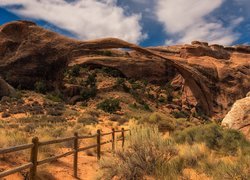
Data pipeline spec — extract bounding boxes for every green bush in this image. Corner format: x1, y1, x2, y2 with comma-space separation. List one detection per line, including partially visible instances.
46, 91, 64, 102
102, 50, 112, 56
69, 65, 80, 77
97, 98, 121, 113
171, 111, 189, 119
174, 124, 250, 155
34, 81, 47, 94
80, 86, 97, 101
86, 73, 97, 87
115, 78, 125, 87
140, 113, 176, 132
102, 67, 123, 77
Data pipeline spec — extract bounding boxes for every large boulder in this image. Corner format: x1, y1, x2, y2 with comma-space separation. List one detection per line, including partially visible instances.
222, 92, 250, 139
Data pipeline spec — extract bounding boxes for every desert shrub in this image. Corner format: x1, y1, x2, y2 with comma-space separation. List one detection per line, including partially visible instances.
220, 129, 250, 155
1, 111, 10, 118
115, 78, 125, 87
99, 126, 178, 179
140, 113, 176, 132
85, 109, 100, 117
46, 108, 63, 116
80, 86, 97, 101
131, 82, 142, 90
128, 103, 139, 110
141, 102, 151, 111
102, 50, 112, 56
156, 143, 209, 178
201, 156, 250, 179
109, 115, 127, 125
174, 124, 250, 155
79, 73, 97, 101
97, 98, 121, 113
86, 73, 97, 87
171, 111, 189, 118
19, 116, 66, 124
23, 124, 37, 133
102, 67, 123, 77
68, 65, 80, 77
77, 114, 98, 125
46, 91, 64, 102
34, 81, 47, 94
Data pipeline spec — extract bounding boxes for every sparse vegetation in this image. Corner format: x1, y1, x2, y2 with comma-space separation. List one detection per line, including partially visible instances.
174, 123, 250, 155
100, 125, 250, 179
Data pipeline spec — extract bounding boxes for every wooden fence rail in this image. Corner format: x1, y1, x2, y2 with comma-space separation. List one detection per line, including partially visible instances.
0, 128, 130, 179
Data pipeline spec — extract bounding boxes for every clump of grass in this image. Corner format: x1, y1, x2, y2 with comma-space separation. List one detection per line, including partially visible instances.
99, 125, 178, 179
0, 129, 28, 148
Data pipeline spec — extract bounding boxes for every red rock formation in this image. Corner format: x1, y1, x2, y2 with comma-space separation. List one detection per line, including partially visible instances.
0, 21, 249, 118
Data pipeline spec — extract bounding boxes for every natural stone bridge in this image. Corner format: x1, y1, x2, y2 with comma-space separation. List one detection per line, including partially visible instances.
0, 21, 249, 117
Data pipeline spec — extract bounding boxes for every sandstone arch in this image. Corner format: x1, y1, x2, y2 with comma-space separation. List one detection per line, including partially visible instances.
73, 38, 213, 116
1, 21, 249, 117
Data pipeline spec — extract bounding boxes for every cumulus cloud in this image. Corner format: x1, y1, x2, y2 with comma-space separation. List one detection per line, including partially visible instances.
0, 0, 146, 43
156, 0, 243, 45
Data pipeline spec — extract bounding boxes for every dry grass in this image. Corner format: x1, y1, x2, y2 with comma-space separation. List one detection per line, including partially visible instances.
99, 125, 178, 179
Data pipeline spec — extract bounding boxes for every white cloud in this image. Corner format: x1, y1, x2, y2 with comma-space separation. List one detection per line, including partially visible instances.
156, 0, 243, 45
0, 0, 146, 43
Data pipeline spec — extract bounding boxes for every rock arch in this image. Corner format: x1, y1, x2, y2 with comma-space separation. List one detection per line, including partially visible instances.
74, 38, 213, 116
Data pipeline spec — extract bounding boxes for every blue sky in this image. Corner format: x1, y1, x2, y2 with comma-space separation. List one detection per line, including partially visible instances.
0, 0, 249, 47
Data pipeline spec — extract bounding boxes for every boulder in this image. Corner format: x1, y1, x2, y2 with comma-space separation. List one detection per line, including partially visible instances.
222, 92, 250, 139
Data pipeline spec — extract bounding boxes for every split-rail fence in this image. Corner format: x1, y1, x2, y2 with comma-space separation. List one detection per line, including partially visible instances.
0, 128, 130, 179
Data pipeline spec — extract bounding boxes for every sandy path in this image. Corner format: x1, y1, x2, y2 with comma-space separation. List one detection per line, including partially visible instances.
44, 153, 100, 180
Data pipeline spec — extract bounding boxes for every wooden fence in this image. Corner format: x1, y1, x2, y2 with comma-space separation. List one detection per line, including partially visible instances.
0, 128, 130, 179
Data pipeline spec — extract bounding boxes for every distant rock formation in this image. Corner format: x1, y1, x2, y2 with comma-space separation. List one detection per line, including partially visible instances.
0, 20, 249, 117
222, 92, 250, 139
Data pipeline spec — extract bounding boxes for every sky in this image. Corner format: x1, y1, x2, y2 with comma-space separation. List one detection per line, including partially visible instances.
0, 0, 249, 47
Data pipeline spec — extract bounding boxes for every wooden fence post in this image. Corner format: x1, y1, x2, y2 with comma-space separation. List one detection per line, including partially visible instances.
97, 129, 101, 160
73, 132, 78, 178
112, 128, 115, 151
30, 137, 39, 180
121, 128, 125, 148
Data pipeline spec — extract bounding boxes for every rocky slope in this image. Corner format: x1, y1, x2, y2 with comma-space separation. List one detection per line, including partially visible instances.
0, 20, 250, 118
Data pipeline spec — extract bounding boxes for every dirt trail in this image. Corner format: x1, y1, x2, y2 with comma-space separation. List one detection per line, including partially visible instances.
45, 153, 100, 180
1, 153, 100, 180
